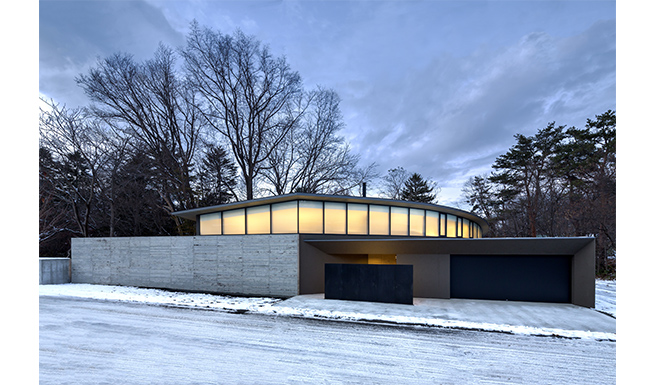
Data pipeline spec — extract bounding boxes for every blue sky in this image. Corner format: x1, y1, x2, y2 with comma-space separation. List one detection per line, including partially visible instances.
39, 0, 616, 206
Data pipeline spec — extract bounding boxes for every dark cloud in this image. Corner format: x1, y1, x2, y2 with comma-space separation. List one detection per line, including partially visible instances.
343, 19, 615, 204
38, 0, 615, 205
40, 0, 184, 107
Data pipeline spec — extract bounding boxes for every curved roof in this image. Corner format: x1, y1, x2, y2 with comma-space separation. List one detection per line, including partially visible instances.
172, 193, 490, 235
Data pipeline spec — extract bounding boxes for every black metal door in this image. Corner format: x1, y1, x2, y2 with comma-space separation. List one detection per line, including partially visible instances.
450, 255, 572, 303
325, 264, 413, 305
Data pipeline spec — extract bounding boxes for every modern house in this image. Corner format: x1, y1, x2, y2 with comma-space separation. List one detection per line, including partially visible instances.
71, 193, 596, 307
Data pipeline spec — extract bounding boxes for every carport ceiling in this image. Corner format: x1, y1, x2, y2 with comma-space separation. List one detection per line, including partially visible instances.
303, 237, 595, 256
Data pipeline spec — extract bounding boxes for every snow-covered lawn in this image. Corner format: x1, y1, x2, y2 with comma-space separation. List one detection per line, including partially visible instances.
39, 279, 616, 340
39, 283, 282, 312
595, 279, 616, 317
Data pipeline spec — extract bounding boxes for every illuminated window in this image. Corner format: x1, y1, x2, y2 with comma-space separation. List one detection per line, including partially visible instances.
223, 208, 246, 235
409, 209, 425, 236
446, 214, 457, 238
194, 198, 485, 239
199, 212, 221, 235
390, 207, 408, 236
271, 201, 297, 234
426, 211, 439, 237
347, 203, 368, 235
369, 205, 390, 235
325, 202, 346, 234
439, 213, 447, 237
299, 200, 323, 233
246, 205, 270, 234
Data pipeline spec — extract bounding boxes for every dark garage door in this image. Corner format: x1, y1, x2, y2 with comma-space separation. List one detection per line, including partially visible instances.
450, 255, 572, 303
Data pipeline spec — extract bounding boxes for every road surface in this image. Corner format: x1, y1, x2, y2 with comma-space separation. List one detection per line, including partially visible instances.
39, 296, 615, 384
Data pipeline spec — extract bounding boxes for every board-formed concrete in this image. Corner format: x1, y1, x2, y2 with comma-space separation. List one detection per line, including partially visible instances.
71, 235, 300, 297
39, 258, 71, 284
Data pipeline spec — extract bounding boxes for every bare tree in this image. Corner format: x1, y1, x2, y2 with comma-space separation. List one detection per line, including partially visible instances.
326, 161, 379, 197
381, 166, 410, 200
94, 125, 132, 237
182, 22, 305, 200
76, 44, 203, 234
261, 87, 367, 195
39, 99, 105, 238
39, 147, 73, 250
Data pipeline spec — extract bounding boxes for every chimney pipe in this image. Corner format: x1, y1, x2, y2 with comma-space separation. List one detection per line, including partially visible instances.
363, 182, 367, 197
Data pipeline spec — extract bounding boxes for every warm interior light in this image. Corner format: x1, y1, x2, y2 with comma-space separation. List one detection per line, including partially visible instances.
390, 206, 408, 236
426, 211, 439, 237
199, 212, 221, 235
196, 199, 483, 239
247, 205, 270, 234
347, 203, 368, 234
368, 254, 396, 264
446, 214, 457, 237
299, 201, 323, 233
409, 208, 425, 236
223, 208, 246, 235
368, 205, 389, 235
439, 213, 447, 236
324, 202, 346, 234
272, 201, 297, 234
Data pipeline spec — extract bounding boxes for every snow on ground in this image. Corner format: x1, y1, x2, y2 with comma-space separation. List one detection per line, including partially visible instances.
39, 279, 616, 340
38, 283, 281, 312
40, 296, 617, 385
595, 279, 616, 317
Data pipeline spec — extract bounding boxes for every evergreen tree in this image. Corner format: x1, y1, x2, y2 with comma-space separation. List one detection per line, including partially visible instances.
400, 173, 436, 203
462, 110, 616, 277
196, 144, 238, 206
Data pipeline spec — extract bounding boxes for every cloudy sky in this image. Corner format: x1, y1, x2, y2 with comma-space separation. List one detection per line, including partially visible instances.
39, 0, 616, 207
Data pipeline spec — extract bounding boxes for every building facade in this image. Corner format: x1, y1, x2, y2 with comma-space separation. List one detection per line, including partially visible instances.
71, 193, 596, 307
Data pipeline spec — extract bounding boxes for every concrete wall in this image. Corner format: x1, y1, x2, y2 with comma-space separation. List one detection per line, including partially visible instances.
71, 235, 300, 297
396, 254, 450, 299
39, 258, 71, 284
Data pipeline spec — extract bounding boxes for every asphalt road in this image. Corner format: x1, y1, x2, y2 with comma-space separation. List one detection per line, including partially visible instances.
39, 296, 615, 384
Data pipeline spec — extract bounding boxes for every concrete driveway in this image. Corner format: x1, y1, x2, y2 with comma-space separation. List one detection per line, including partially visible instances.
274, 294, 616, 339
